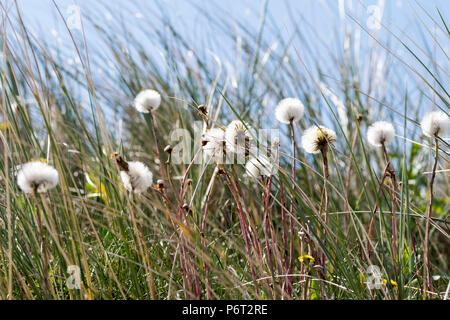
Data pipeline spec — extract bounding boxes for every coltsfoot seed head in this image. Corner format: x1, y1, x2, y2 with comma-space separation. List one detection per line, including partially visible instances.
120, 161, 153, 193
367, 121, 396, 147
134, 89, 161, 113
17, 161, 59, 193
225, 120, 253, 154
421, 111, 449, 137
202, 128, 226, 162
275, 98, 305, 124
301, 125, 336, 154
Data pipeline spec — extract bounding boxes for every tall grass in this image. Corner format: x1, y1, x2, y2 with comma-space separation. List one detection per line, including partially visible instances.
0, 0, 448, 299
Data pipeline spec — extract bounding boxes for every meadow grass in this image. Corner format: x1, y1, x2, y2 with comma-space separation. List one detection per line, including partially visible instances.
0, 1, 448, 299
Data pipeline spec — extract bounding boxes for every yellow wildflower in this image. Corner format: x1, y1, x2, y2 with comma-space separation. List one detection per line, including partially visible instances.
0, 122, 8, 130
383, 279, 398, 290
298, 255, 315, 263
31, 158, 48, 163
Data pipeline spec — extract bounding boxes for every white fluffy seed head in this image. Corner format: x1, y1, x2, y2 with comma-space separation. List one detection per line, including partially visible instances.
301, 125, 337, 154
367, 121, 396, 147
245, 156, 274, 179
275, 98, 305, 124
120, 161, 153, 193
17, 161, 59, 193
421, 111, 449, 137
202, 128, 226, 161
134, 89, 161, 113
225, 120, 254, 154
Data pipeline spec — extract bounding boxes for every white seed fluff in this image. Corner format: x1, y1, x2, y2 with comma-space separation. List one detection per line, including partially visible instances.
275, 98, 305, 124
245, 156, 274, 178
120, 161, 153, 193
225, 120, 253, 154
134, 89, 161, 113
421, 111, 449, 137
301, 125, 337, 154
367, 121, 396, 147
17, 161, 59, 193
202, 128, 225, 161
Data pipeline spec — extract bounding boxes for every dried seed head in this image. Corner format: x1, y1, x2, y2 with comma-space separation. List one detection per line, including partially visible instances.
367, 121, 396, 147
119, 161, 153, 193
198, 105, 207, 115
17, 161, 59, 193
275, 98, 305, 124
134, 89, 161, 113
301, 125, 336, 154
202, 128, 226, 162
164, 145, 173, 154
156, 179, 165, 190
421, 111, 449, 137
225, 120, 254, 154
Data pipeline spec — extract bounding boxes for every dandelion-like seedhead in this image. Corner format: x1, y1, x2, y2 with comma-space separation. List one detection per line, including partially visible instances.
367, 121, 396, 147
421, 111, 449, 138
120, 161, 153, 193
225, 120, 254, 154
275, 98, 305, 124
202, 128, 226, 161
301, 125, 336, 154
245, 156, 274, 179
134, 89, 161, 113
17, 161, 59, 193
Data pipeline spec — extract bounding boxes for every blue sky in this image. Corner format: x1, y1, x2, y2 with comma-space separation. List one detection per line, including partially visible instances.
3, 0, 448, 147
14, 0, 449, 41
7, 0, 449, 124
13, 0, 449, 72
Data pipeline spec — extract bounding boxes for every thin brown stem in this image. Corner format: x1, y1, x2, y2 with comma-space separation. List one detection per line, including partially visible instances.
319, 146, 329, 282
201, 168, 218, 300
34, 192, 50, 299
382, 143, 399, 263
147, 110, 166, 182
367, 161, 390, 254
221, 169, 259, 295
424, 137, 438, 298
262, 176, 276, 298
287, 121, 296, 296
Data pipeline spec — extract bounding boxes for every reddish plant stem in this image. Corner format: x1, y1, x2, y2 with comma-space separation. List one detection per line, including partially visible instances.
265, 176, 283, 279
423, 137, 438, 297
147, 110, 167, 182
34, 194, 50, 299
318, 146, 329, 280
381, 143, 399, 263
287, 121, 296, 296
279, 179, 289, 297
367, 161, 390, 258
201, 169, 218, 300
230, 167, 263, 261
222, 170, 259, 295
175, 150, 201, 299
262, 176, 275, 298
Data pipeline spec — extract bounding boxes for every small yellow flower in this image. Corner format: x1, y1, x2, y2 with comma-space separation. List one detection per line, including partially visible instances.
298, 255, 315, 263
95, 183, 108, 199
0, 122, 9, 130
30, 158, 48, 163
383, 279, 398, 290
